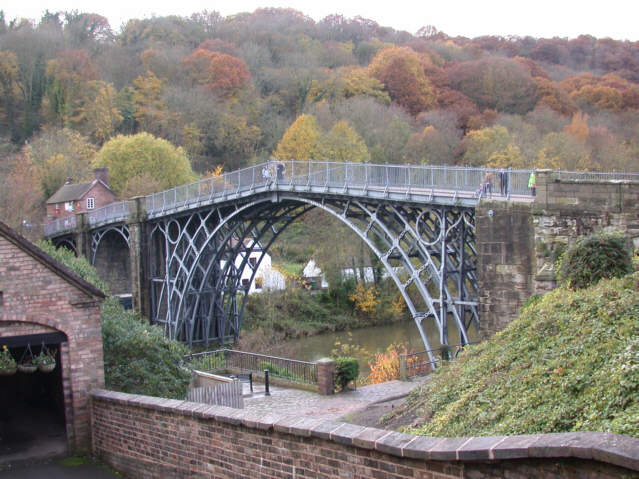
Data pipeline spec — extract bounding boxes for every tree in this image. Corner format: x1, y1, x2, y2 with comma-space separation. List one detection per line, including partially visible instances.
182, 48, 251, 97
27, 127, 96, 198
320, 120, 370, 163
0, 149, 43, 240
83, 81, 122, 144
340, 68, 390, 104
563, 112, 590, 141
132, 70, 175, 138
93, 132, 196, 195
368, 46, 435, 115
461, 125, 514, 167
274, 114, 321, 161
447, 57, 539, 114
0, 51, 21, 141
536, 132, 593, 170
43, 49, 97, 127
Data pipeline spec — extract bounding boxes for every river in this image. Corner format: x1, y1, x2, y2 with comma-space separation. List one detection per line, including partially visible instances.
279, 319, 479, 375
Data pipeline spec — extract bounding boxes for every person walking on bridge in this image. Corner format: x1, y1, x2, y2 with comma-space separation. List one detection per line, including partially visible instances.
499, 168, 509, 196
528, 170, 536, 196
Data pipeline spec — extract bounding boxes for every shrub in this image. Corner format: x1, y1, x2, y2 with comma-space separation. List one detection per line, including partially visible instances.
101, 297, 191, 399
367, 344, 404, 384
389, 272, 639, 438
334, 356, 359, 391
556, 232, 633, 289
37, 240, 109, 292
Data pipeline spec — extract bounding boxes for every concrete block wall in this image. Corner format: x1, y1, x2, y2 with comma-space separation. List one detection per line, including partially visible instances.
90, 390, 639, 479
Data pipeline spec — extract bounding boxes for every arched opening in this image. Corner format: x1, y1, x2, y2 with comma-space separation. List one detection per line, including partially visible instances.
0, 331, 67, 464
52, 237, 77, 256
92, 228, 131, 296
152, 195, 479, 360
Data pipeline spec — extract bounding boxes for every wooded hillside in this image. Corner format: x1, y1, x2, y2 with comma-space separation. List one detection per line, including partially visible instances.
2, 8, 639, 233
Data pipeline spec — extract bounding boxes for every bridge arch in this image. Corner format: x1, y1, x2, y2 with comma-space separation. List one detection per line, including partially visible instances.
149, 194, 478, 361
91, 224, 131, 296
52, 236, 78, 256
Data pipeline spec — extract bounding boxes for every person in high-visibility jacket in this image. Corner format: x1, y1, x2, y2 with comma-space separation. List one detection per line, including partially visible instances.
528, 171, 536, 196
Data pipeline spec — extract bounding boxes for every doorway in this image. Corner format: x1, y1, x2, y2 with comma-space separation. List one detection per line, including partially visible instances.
0, 333, 67, 465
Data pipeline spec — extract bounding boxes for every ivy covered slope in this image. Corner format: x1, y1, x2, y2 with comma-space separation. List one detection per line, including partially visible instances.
393, 272, 639, 438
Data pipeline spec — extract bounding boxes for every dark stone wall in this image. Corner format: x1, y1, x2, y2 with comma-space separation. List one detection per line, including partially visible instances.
478, 174, 639, 338
477, 202, 535, 339
93, 230, 131, 296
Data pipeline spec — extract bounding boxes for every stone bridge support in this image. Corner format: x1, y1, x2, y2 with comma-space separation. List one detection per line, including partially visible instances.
127, 197, 151, 318
477, 171, 639, 339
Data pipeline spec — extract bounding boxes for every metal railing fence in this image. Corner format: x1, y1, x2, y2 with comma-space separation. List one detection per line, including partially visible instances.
43, 215, 77, 237
87, 201, 130, 226
187, 349, 318, 385
45, 161, 639, 236
187, 382, 244, 408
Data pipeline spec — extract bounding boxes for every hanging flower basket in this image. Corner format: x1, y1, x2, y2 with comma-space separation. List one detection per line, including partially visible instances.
35, 346, 57, 373
18, 362, 37, 374
0, 345, 17, 376
0, 366, 17, 376
18, 343, 37, 374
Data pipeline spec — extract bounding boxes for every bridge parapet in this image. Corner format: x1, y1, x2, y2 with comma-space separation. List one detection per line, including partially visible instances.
88, 201, 130, 227
44, 214, 77, 237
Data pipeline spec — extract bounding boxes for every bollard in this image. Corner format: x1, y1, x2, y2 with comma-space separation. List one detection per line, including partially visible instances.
264, 369, 270, 396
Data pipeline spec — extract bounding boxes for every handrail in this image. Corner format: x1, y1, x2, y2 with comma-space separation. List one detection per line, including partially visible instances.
44, 160, 639, 236
187, 349, 318, 385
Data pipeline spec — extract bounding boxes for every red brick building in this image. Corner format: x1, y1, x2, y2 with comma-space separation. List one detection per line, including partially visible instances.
0, 221, 106, 462
46, 168, 116, 222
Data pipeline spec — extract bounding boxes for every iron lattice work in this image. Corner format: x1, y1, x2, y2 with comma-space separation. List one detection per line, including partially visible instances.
90, 224, 130, 265
149, 194, 477, 362
52, 235, 78, 255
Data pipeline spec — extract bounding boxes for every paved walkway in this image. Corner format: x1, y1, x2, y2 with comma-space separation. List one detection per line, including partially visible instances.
243, 377, 428, 421
0, 459, 122, 478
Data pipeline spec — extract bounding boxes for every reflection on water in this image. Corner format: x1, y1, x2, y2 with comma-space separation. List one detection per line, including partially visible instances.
279, 319, 479, 375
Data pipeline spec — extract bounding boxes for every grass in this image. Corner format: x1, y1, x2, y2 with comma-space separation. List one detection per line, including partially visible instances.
385, 271, 639, 438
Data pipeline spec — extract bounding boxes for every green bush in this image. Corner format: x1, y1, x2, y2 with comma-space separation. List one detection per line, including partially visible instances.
388, 272, 639, 438
556, 232, 633, 289
37, 240, 109, 293
101, 297, 191, 399
334, 356, 359, 391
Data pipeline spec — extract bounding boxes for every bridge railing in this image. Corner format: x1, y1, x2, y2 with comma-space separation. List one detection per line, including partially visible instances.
43, 215, 77, 237
187, 349, 318, 386
87, 201, 130, 226
48, 162, 639, 230
554, 170, 639, 182
144, 161, 541, 215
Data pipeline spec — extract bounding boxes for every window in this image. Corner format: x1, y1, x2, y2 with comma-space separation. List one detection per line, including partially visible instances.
241, 278, 250, 287
65, 201, 74, 212
249, 257, 257, 268
86, 197, 95, 209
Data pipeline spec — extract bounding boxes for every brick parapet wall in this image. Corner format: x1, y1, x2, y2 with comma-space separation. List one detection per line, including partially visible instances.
91, 390, 639, 479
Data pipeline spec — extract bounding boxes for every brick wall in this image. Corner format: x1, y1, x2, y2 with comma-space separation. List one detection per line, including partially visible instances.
90, 390, 639, 479
0, 234, 105, 453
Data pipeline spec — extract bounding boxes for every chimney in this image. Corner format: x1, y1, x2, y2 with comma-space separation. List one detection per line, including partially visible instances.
64, 177, 73, 185
94, 167, 109, 187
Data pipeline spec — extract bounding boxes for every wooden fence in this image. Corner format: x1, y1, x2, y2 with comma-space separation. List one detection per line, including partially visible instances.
186, 381, 244, 409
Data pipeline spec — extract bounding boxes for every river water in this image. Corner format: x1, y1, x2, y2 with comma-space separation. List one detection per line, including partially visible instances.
279, 319, 479, 375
